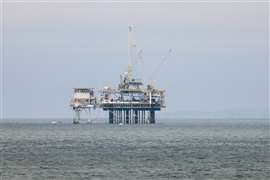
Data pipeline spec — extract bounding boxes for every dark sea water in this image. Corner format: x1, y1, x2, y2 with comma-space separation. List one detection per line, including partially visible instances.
0, 119, 269, 180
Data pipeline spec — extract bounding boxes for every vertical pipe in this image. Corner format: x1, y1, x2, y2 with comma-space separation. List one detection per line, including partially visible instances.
142, 110, 145, 124
130, 110, 132, 124
139, 110, 142, 124
73, 109, 80, 124
118, 110, 120, 124
115, 110, 117, 124
73, 109, 76, 124
140, 110, 142, 124
119, 110, 122, 124
109, 110, 113, 124
130, 110, 131, 124
124, 110, 126, 124
131, 109, 134, 124
115, 110, 116, 124
141, 110, 143, 124
131, 109, 133, 124
131, 109, 135, 124
144, 111, 147, 124
113, 110, 114, 124
138, 110, 140, 124
88, 108, 91, 123
117, 110, 119, 124
77, 110, 80, 124
146, 111, 148, 124
129, 109, 133, 124
150, 110, 155, 124
148, 111, 150, 124
130, 109, 132, 124
123, 110, 124, 124
126, 110, 129, 124
135, 110, 138, 124
129, 110, 132, 124
116, 110, 118, 124
122, 110, 123, 124
144, 110, 146, 124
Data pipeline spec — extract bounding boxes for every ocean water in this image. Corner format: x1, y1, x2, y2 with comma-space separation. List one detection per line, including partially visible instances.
0, 120, 269, 180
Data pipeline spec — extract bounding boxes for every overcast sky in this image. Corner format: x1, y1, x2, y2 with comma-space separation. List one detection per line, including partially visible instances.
1, 1, 269, 119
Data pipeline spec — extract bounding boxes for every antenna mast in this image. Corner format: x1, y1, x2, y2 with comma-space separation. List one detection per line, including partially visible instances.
128, 25, 136, 77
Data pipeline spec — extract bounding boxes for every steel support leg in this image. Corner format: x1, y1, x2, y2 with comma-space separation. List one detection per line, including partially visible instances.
150, 110, 155, 124
126, 110, 129, 124
109, 110, 113, 124
135, 110, 138, 124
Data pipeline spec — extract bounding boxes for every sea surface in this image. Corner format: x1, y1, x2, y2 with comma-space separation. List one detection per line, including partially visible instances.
0, 119, 269, 180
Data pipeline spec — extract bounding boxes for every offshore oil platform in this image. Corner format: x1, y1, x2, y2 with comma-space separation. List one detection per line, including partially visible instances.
69, 26, 168, 124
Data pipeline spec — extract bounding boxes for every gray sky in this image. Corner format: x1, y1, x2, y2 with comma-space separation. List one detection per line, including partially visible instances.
1, 1, 269, 119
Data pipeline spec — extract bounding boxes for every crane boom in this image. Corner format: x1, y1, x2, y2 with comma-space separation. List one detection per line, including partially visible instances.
149, 49, 172, 84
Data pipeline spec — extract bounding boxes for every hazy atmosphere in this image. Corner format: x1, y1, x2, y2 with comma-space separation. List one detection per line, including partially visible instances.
0, 2, 269, 179
1, 1, 269, 120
